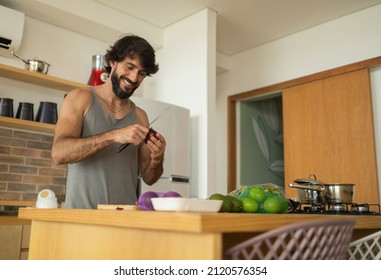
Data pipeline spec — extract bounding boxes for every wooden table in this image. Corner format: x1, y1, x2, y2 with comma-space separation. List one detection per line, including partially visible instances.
18, 208, 381, 260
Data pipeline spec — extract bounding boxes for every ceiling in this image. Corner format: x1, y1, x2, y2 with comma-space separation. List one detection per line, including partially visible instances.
1, 0, 381, 56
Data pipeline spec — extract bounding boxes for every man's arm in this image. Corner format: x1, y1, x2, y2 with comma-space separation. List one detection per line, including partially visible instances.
51, 88, 115, 164
51, 88, 149, 165
138, 132, 166, 185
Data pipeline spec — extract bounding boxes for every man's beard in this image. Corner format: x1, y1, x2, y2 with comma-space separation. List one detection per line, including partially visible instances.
110, 71, 139, 99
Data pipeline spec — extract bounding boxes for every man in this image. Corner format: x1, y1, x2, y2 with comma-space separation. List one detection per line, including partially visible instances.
51, 34, 166, 209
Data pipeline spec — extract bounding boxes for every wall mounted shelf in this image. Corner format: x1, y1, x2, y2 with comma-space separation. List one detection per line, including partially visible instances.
0, 63, 86, 133
0, 116, 55, 134
0, 63, 85, 91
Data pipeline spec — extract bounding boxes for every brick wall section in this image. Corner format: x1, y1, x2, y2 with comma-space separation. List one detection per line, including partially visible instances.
0, 126, 67, 203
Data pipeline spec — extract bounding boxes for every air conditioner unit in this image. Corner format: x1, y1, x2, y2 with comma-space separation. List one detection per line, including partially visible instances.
0, 5, 25, 57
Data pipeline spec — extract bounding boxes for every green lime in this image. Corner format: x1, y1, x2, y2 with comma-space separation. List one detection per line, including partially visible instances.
209, 193, 232, 212
248, 187, 267, 203
242, 197, 259, 213
209, 193, 225, 201
270, 189, 281, 196
220, 197, 233, 212
277, 196, 289, 213
226, 195, 243, 212
262, 196, 283, 213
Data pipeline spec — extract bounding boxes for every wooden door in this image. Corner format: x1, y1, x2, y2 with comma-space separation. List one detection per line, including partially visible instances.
283, 69, 379, 204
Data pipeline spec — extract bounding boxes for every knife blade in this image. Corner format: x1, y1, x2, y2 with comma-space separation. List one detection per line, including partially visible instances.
146, 106, 171, 128
117, 106, 171, 153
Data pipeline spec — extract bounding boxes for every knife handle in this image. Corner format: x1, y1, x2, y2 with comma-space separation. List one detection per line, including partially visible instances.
117, 143, 130, 153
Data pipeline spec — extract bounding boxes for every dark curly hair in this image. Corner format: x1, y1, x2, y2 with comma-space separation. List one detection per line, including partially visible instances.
104, 34, 159, 76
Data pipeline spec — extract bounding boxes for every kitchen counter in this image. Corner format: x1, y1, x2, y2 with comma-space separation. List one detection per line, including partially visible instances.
19, 208, 381, 260
0, 201, 34, 225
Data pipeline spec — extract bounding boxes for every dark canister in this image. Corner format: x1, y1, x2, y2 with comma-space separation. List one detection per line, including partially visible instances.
35, 102, 58, 124
0, 98, 14, 117
16, 102, 34, 121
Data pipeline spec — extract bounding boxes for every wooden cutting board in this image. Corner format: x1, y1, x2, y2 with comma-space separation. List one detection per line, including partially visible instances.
97, 204, 140, 211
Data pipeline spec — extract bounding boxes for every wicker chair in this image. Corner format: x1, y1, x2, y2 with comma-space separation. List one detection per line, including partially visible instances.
224, 219, 355, 260
347, 230, 381, 260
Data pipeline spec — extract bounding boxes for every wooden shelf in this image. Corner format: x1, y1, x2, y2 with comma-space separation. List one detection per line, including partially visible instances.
0, 63, 86, 91
0, 116, 55, 134
0, 63, 87, 133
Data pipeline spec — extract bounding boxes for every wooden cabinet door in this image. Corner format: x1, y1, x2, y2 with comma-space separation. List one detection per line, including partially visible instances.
0, 225, 22, 260
283, 69, 379, 204
20, 225, 31, 260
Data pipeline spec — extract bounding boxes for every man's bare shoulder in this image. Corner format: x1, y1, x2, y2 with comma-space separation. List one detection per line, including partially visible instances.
61, 86, 94, 115
64, 87, 93, 106
66, 87, 92, 99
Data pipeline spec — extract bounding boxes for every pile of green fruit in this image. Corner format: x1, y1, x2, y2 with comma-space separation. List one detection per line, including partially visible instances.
209, 184, 289, 213
209, 193, 243, 213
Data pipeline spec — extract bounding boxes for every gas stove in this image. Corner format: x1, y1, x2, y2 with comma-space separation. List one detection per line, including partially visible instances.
289, 201, 381, 215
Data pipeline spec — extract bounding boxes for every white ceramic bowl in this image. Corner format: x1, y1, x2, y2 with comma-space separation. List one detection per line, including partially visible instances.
151, 197, 222, 212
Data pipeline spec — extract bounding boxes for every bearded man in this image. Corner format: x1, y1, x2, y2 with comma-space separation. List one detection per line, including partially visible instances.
52, 34, 165, 209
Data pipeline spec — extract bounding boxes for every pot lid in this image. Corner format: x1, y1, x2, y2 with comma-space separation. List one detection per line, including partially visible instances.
293, 174, 325, 185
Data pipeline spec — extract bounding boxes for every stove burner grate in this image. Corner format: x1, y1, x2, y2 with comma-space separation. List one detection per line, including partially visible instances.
290, 201, 380, 215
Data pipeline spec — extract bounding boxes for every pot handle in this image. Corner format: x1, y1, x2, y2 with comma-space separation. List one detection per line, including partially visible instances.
10, 51, 30, 65
288, 183, 325, 191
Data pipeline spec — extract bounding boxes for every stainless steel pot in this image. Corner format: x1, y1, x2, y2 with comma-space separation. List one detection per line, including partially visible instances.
11, 51, 50, 74
323, 183, 355, 203
289, 174, 355, 204
288, 183, 325, 203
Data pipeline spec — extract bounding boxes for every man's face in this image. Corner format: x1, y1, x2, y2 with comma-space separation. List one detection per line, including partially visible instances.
110, 56, 147, 99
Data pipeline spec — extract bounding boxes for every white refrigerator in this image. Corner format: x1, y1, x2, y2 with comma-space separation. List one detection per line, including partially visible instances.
131, 96, 190, 197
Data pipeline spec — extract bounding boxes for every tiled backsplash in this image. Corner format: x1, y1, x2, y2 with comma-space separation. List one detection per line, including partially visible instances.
0, 126, 67, 203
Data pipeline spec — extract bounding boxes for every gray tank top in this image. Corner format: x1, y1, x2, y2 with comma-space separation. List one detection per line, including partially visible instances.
65, 87, 139, 209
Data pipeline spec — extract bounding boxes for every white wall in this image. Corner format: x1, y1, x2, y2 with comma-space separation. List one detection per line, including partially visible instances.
143, 8, 217, 198
0, 16, 111, 110
216, 4, 381, 193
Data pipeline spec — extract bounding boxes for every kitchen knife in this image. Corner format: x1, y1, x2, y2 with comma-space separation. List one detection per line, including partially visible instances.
117, 106, 171, 153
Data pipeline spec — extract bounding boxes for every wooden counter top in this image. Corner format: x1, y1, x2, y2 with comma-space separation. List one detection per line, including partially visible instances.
18, 208, 381, 233
19, 208, 381, 259
0, 200, 35, 206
